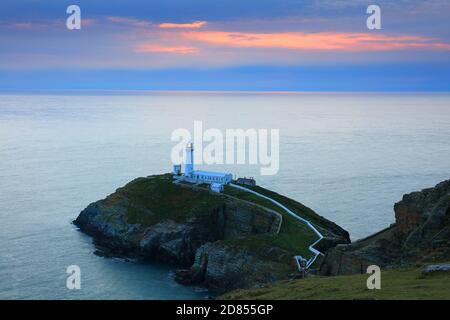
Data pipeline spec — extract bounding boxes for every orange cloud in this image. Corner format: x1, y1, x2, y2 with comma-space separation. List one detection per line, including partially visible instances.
181, 31, 450, 51
159, 21, 207, 29
135, 44, 199, 54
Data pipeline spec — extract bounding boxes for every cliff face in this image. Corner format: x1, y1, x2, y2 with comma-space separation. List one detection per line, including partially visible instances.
74, 174, 349, 293
396, 180, 450, 254
175, 242, 294, 292
320, 179, 450, 276
75, 180, 282, 265
136, 198, 282, 267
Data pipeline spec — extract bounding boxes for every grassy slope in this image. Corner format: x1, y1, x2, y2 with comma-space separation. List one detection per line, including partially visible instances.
220, 265, 450, 300
240, 185, 340, 236
102, 174, 225, 227
99, 174, 327, 259
222, 185, 319, 258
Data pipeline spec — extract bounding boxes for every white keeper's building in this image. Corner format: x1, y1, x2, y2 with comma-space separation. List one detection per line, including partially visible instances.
173, 143, 232, 192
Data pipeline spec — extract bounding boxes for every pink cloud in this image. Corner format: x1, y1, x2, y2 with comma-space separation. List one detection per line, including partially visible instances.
82, 19, 97, 27
159, 21, 207, 29
135, 43, 199, 54
180, 31, 450, 51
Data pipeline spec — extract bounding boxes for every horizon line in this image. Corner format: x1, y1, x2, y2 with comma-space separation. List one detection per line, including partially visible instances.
1, 89, 450, 96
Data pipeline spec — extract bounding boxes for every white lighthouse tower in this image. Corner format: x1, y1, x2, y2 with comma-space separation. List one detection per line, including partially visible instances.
185, 143, 194, 176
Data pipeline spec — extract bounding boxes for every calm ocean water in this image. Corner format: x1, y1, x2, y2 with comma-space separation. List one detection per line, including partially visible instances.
0, 92, 449, 299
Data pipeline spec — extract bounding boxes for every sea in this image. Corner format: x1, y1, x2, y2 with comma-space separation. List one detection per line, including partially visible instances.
0, 92, 449, 299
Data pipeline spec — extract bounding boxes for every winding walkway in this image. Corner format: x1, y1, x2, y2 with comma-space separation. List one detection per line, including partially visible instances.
229, 183, 324, 269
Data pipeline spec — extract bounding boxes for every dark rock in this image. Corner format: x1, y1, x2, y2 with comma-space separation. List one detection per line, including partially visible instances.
175, 242, 294, 293
320, 179, 450, 276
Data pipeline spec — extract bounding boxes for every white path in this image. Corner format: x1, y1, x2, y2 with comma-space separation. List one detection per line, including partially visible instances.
229, 183, 324, 269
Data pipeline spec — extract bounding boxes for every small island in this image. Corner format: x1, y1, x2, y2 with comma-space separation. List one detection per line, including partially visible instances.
74, 145, 350, 293
74, 144, 449, 298
74, 174, 352, 292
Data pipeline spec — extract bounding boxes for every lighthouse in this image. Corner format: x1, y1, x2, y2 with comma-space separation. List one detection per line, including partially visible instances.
172, 143, 232, 193
185, 142, 194, 176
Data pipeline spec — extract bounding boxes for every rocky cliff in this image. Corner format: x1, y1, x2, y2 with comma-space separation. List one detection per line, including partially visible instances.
320, 179, 450, 276
74, 174, 350, 293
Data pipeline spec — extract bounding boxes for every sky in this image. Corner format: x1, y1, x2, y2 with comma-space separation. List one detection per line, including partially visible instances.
1, 0, 450, 91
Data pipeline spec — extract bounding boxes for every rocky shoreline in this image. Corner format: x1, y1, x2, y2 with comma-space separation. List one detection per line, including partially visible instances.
74, 174, 350, 293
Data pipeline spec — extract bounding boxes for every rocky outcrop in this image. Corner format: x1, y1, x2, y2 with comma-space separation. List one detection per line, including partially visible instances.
75, 188, 282, 266
74, 201, 143, 256
320, 179, 450, 276
319, 226, 403, 275
74, 174, 349, 292
139, 219, 216, 265
136, 199, 282, 266
397, 180, 450, 257
175, 242, 294, 293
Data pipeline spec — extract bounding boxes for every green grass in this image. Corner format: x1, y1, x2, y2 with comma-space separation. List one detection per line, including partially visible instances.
222, 185, 319, 258
240, 185, 337, 235
219, 265, 450, 300
100, 175, 325, 260
103, 174, 225, 227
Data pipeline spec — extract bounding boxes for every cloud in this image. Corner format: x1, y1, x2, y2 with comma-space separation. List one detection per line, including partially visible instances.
181, 31, 450, 51
1, 18, 96, 31
11, 22, 33, 29
135, 43, 199, 54
107, 16, 152, 28
159, 21, 207, 29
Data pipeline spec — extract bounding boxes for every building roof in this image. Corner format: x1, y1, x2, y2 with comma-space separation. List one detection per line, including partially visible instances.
192, 170, 231, 178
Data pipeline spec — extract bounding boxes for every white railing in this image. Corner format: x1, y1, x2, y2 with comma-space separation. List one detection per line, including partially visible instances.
229, 183, 324, 269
